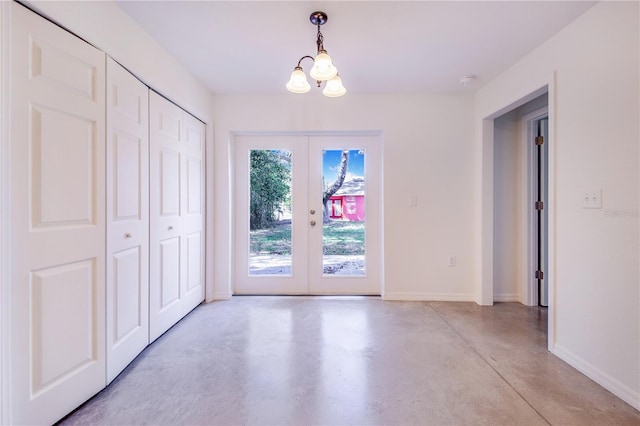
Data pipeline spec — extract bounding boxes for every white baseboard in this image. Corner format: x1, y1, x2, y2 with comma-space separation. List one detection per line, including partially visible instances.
493, 293, 520, 302
382, 292, 474, 302
553, 343, 640, 411
207, 291, 232, 301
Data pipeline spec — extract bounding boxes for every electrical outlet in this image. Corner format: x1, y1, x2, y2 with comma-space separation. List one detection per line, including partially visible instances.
448, 256, 456, 267
581, 189, 602, 209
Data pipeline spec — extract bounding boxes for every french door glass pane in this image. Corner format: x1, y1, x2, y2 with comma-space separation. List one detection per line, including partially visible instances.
249, 149, 292, 275
322, 149, 365, 275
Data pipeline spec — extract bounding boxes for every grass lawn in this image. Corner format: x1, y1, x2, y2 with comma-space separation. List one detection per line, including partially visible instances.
250, 220, 365, 256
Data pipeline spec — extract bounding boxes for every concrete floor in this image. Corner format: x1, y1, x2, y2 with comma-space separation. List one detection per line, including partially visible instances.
59, 297, 639, 425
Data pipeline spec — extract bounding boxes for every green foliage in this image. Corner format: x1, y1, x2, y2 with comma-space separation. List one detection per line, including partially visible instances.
250, 150, 291, 230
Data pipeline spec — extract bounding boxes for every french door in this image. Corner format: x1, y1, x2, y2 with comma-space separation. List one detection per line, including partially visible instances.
234, 134, 381, 295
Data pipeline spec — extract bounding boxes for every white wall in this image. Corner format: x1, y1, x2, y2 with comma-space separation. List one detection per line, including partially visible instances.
493, 110, 521, 302
212, 94, 475, 300
475, 1, 639, 409
21, 0, 217, 302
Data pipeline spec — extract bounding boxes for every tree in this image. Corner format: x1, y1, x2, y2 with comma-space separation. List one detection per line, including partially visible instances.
322, 150, 349, 222
250, 150, 291, 230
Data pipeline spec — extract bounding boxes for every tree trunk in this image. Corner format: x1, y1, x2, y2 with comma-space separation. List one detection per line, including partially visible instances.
322, 150, 349, 223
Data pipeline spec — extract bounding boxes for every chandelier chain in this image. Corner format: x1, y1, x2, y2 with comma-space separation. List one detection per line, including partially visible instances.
316, 25, 325, 53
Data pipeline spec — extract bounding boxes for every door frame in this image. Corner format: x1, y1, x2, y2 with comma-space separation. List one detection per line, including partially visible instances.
520, 108, 549, 307
0, 2, 10, 422
479, 83, 556, 351
230, 130, 383, 296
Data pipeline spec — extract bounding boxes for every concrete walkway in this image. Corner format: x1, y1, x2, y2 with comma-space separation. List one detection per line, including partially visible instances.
249, 254, 365, 275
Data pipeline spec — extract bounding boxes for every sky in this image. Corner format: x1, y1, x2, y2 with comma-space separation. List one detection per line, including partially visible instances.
323, 149, 364, 184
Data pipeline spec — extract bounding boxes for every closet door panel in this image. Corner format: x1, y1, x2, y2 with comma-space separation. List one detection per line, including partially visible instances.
181, 114, 205, 311
32, 106, 96, 225
106, 58, 149, 383
160, 236, 182, 307
149, 92, 185, 342
149, 93, 205, 341
113, 247, 142, 336
9, 3, 106, 424
160, 148, 182, 216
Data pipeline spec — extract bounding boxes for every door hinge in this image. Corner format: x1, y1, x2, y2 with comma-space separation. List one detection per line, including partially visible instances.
535, 136, 544, 145
535, 270, 544, 280
535, 201, 544, 210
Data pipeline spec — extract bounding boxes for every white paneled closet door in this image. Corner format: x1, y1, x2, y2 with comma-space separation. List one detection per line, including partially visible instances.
9, 3, 106, 424
182, 113, 206, 312
149, 92, 205, 342
106, 58, 150, 383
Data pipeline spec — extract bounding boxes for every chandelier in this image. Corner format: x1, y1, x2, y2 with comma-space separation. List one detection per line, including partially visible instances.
285, 11, 346, 97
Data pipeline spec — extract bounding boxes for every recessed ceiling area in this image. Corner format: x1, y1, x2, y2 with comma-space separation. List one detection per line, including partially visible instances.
115, 1, 596, 95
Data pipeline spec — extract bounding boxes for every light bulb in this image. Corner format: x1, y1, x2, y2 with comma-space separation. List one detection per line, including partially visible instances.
286, 67, 311, 93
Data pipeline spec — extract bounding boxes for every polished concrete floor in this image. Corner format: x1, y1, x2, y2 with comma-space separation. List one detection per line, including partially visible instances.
60, 297, 639, 425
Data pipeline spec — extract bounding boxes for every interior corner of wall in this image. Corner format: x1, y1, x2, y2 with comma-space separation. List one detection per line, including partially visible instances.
209, 291, 232, 302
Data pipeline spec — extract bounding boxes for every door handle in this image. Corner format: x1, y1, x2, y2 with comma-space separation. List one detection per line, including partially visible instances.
310, 220, 316, 226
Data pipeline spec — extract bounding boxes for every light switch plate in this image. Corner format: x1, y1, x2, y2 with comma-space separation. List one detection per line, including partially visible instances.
581, 189, 602, 209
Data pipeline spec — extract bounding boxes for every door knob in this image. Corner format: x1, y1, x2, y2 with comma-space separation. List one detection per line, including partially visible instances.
310, 209, 316, 215
310, 220, 316, 226
168, 226, 174, 230
124, 232, 132, 238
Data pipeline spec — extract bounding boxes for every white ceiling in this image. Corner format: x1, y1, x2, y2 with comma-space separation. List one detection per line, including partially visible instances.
115, 1, 596, 95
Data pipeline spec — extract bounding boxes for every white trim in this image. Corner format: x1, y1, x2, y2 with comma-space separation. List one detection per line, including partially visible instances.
493, 293, 520, 303
211, 291, 232, 301
553, 344, 640, 411
0, 2, 11, 423
382, 292, 474, 302
478, 119, 494, 306
230, 130, 382, 138
546, 72, 557, 352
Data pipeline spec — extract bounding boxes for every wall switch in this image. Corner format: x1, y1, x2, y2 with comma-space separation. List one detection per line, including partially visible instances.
448, 256, 457, 267
409, 195, 418, 207
581, 189, 602, 209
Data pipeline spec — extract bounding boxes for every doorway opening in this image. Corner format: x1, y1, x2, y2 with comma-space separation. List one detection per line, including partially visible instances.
492, 93, 549, 307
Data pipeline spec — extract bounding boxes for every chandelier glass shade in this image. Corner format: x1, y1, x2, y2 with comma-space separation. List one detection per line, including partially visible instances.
322, 75, 346, 97
309, 51, 338, 81
285, 67, 311, 93
286, 11, 346, 97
